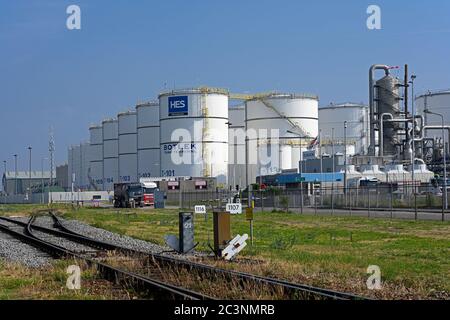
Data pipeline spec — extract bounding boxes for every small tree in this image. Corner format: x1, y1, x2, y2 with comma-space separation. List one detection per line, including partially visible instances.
279, 195, 289, 213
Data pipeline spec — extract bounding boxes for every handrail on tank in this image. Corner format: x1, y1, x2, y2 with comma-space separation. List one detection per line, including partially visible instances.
158, 87, 230, 97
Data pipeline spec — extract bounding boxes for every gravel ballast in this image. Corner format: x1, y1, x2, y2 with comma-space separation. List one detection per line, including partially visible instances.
0, 215, 202, 267
0, 220, 52, 268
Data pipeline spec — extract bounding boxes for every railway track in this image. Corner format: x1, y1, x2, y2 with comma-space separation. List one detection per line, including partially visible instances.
0, 213, 368, 300
0, 215, 210, 300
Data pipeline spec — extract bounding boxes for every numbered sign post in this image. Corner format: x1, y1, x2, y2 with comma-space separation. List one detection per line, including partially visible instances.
194, 205, 207, 222
226, 203, 242, 215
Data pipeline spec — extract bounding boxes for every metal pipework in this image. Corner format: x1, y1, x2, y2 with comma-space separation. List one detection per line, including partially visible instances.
378, 113, 413, 157
414, 126, 450, 149
369, 64, 391, 156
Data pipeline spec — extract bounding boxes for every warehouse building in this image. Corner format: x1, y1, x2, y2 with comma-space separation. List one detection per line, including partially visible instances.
2, 171, 56, 195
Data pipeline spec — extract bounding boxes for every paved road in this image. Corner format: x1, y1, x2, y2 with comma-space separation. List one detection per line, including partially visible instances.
253, 206, 449, 221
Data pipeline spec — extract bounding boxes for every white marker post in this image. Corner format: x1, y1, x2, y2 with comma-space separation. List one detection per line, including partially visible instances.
226, 203, 242, 215
194, 205, 207, 222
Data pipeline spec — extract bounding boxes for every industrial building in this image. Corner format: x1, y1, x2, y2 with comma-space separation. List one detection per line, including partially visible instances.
2, 171, 57, 195
66, 65, 450, 193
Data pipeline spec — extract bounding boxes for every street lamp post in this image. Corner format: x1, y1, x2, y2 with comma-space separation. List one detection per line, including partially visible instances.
287, 129, 307, 214
41, 157, 48, 204
331, 128, 335, 215
424, 109, 447, 220
28, 147, 32, 201
2, 160, 6, 201
319, 129, 323, 206
344, 121, 348, 208
409, 75, 417, 219
14, 154, 18, 195
2, 160, 6, 193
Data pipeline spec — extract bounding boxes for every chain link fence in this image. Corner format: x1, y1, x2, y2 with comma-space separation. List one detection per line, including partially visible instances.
166, 182, 448, 221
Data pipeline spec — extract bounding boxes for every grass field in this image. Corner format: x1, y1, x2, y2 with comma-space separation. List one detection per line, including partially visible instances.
0, 259, 131, 300
0, 204, 449, 299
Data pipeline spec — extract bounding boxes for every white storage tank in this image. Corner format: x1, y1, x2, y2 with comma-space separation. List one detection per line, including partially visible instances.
319, 103, 369, 155
416, 90, 450, 141
89, 124, 103, 190
102, 118, 119, 191
118, 110, 138, 183
80, 142, 91, 190
245, 93, 319, 184
228, 104, 246, 188
159, 88, 229, 184
67, 146, 74, 190
136, 101, 160, 179
71, 145, 81, 190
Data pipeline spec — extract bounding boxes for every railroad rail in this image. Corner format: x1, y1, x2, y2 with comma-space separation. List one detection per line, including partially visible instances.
0, 215, 210, 300
0, 213, 368, 300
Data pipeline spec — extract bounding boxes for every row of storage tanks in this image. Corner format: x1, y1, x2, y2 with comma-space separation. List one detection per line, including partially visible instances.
68, 88, 450, 191
68, 89, 321, 191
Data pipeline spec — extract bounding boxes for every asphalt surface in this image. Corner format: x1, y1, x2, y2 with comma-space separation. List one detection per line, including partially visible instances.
253, 206, 449, 221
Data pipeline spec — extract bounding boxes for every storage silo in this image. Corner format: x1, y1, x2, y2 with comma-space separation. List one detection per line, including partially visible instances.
118, 110, 138, 183
416, 89, 450, 141
67, 146, 74, 190
89, 125, 103, 190
228, 104, 246, 188
136, 101, 160, 179
102, 118, 119, 191
319, 103, 369, 155
80, 142, 91, 190
245, 93, 319, 184
159, 88, 229, 184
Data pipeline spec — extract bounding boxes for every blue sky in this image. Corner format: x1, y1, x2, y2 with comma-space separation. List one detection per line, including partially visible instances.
1, 0, 450, 173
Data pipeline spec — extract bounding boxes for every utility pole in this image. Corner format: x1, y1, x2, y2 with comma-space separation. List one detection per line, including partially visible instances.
319, 129, 323, 206
409, 75, 417, 219
331, 128, 335, 215
28, 146, 32, 200
424, 109, 447, 220
14, 154, 18, 195
41, 157, 48, 204
2, 160, 6, 195
344, 121, 348, 208
49, 127, 55, 204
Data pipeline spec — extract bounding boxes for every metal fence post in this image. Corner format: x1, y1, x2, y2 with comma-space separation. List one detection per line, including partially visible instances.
390, 184, 394, 219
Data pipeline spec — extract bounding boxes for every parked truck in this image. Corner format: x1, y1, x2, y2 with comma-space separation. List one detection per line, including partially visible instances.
113, 183, 144, 208
141, 181, 158, 206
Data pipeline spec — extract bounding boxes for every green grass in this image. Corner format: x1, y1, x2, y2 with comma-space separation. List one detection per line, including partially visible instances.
1, 204, 449, 299
0, 259, 130, 300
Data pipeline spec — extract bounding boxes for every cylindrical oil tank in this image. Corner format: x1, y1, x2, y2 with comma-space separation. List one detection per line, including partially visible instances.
318, 103, 369, 155
80, 142, 91, 190
71, 145, 81, 190
118, 110, 138, 183
89, 125, 103, 190
102, 118, 119, 191
136, 101, 160, 179
67, 146, 74, 189
159, 88, 229, 184
228, 104, 246, 188
245, 93, 319, 183
376, 75, 401, 156
416, 89, 450, 142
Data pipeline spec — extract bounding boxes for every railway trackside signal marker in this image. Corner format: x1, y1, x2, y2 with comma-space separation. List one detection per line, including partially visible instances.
194, 205, 206, 214
222, 234, 249, 260
226, 203, 242, 214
